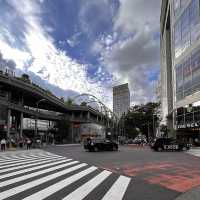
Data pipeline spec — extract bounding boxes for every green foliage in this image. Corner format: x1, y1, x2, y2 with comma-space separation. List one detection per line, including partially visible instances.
20, 73, 30, 83
65, 97, 73, 106
124, 102, 159, 138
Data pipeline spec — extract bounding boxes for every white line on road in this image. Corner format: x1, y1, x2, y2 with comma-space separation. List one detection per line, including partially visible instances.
0, 163, 87, 199
0, 159, 72, 180
0, 155, 64, 166
0, 160, 78, 187
0, 153, 64, 162
101, 176, 131, 200
63, 170, 112, 200
0, 157, 65, 173
22, 166, 98, 200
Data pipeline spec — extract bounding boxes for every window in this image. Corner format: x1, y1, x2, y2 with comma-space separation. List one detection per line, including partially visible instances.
173, 0, 181, 16
191, 48, 200, 91
181, 8, 190, 52
190, 0, 200, 44
176, 63, 183, 101
174, 20, 182, 58
183, 58, 192, 96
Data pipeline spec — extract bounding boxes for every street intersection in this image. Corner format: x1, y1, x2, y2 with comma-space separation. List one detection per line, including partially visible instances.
0, 146, 200, 200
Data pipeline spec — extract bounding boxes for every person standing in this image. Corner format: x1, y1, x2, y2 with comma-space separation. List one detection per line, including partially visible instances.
1, 138, 6, 151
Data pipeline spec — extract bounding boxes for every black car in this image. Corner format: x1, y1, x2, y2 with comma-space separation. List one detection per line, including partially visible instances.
84, 138, 118, 152
151, 138, 191, 152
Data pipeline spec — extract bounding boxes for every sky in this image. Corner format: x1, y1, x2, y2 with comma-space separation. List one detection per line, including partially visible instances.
0, 0, 161, 109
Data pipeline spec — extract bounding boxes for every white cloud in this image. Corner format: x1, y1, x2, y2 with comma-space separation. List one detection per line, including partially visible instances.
0, 0, 111, 107
93, 0, 161, 105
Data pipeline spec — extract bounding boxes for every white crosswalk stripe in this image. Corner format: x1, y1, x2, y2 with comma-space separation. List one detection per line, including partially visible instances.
0, 155, 64, 167
187, 149, 200, 158
0, 150, 131, 200
102, 176, 131, 200
0, 157, 66, 173
62, 170, 112, 200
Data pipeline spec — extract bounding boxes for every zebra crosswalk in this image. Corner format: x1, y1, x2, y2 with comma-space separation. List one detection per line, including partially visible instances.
0, 149, 131, 200
187, 148, 200, 158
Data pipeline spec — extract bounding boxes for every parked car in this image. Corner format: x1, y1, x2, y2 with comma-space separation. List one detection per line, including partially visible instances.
151, 138, 192, 152
84, 138, 118, 152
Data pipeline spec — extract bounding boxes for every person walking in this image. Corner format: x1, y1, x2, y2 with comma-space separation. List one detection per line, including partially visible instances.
1, 138, 6, 151
26, 138, 31, 150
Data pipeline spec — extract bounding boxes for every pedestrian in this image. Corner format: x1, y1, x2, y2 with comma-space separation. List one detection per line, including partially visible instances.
26, 138, 31, 150
0, 138, 6, 151
18, 138, 23, 149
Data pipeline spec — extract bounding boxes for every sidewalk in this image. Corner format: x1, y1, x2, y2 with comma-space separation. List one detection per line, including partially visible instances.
175, 187, 200, 200
55, 143, 81, 147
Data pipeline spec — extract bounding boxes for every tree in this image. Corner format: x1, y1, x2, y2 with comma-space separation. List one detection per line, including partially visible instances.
60, 97, 65, 102
65, 97, 73, 106
124, 102, 159, 139
56, 119, 70, 143
21, 73, 30, 83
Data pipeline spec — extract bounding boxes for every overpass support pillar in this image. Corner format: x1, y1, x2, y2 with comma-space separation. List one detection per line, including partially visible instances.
87, 112, 90, 120
20, 112, 23, 138
7, 109, 11, 139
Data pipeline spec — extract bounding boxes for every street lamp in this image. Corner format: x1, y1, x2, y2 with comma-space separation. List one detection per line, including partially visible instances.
35, 99, 46, 136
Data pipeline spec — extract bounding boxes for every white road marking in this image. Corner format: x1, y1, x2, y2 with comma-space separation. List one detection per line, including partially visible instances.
0, 163, 87, 199
22, 166, 98, 200
0, 155, 63, 166
63, 170, 112, 200
187, 149, 200, 158
0, 150, 131, 200
0, 157, 65, 173
0, 153, 63, 162
101, 176, 131, 200
0, 160, 78, 187
0, 159, 72, 180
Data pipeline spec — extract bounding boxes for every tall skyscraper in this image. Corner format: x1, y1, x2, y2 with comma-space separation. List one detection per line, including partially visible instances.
113, 83, 130, 118
160, 0, 200, 142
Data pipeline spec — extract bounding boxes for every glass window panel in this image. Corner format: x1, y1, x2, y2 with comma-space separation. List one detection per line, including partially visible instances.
180, 0, 188, 8
176, 63, 183, 100
173, 0, 181, 16
174, 20, 182, 58
181, 8, 190, 52
190, 48, 200, 93
183, 58, 192, 96
190, 0, 200, 44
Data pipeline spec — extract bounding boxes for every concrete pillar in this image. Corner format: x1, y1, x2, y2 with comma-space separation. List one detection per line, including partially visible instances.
71, 112, 74, 120
80, 112, 83, 119
87, 112, 90, 120
7, 109, 11, 139
20, 112, 23, 138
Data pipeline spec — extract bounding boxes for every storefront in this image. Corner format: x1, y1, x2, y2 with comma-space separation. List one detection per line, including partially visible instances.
176, 102, 200, 145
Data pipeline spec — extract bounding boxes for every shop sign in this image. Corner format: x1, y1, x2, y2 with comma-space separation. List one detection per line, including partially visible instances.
177, 122, 200, 129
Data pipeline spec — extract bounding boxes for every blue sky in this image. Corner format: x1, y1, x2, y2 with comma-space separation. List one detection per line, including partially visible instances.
0, 0, 161, 108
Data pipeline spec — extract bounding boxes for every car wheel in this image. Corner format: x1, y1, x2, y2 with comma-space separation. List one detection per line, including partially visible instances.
182, 147, 187, 151
157, 147, 162, 152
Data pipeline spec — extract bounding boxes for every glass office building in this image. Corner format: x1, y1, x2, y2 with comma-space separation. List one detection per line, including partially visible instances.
161, 0, 200, 143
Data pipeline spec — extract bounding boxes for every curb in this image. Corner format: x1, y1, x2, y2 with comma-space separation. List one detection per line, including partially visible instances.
55, 144, 81, 147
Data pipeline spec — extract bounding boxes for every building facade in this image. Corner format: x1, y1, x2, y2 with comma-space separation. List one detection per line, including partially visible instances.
113, 83, 130, 118
161, 0, 200, 143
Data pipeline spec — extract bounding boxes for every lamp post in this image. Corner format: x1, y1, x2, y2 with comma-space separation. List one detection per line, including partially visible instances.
35, 99, 46, 137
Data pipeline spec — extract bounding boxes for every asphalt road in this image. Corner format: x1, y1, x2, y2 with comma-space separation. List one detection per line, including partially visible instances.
0, 145, 200, 200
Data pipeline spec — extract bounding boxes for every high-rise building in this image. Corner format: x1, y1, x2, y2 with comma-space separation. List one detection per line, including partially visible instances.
113, 83, 130, 118
160, 0, 200, 143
